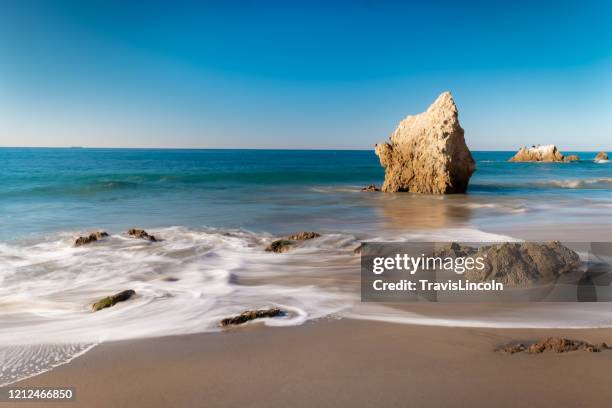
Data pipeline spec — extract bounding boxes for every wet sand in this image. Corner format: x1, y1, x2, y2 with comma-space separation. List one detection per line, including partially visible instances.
10, 319, 612, 408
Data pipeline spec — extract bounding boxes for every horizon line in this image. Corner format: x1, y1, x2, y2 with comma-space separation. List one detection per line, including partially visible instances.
0, 146, 609, 152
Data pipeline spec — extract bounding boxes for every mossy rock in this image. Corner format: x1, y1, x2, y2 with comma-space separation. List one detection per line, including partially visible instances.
219, 307, 284, 326
92, 289, 136, 312
265, 239, 294, 253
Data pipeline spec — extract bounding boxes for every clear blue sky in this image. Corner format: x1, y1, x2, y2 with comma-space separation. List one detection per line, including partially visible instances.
0, 0, 610, 150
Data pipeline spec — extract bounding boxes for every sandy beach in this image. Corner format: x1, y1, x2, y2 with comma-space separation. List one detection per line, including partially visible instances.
10, 319, 612, 408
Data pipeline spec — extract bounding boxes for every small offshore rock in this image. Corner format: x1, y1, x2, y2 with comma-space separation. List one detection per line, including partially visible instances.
287, 231, 320, 240
508, 145, 565, 162
91, 289, 136, 312
563, 154, 580, 162
219, 307, 284, 326
74, 231, 109, 247
595, 151, 608, 161
361, 184, 380, 192
128, 228, 157, 242
353, 244, 362, 254
265, 239, 294, 253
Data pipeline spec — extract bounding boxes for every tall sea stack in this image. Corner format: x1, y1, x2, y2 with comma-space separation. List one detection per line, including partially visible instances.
375, 92, 475, 194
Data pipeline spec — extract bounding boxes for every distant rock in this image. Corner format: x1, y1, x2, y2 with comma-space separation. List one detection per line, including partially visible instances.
564, 154, 580, 162
74, 231, 109, 247
501, 338, 606, 354
361, 184, 380, 192
265, 232, 321, 253
353, 244, 362, 254
436, 241, 580, 286
595, 151, 608, 161
374, 92, 475, 194
219, 307, 284, 326
91, 289, 135, 312
508, 145, 566, 162
128, 228, 157, 242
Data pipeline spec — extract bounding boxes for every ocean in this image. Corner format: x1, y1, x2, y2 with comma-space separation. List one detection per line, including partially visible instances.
0, 148, 611, 385
0, 148, 610, 239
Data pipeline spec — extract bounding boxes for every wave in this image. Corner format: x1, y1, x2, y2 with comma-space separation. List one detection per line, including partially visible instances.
4, 225, 612, 384
472, 177, 612, 191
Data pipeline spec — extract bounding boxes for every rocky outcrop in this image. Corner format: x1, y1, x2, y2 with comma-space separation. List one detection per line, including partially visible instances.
287, 231, 320, 240
436, 241, 580, 286
219, 308, 284, 326
74, 231, 108, 247
508, 145, 566, 162
595, 151, 608, 161
361, 184, 380, 192
265, 232, 320, 253
91, 289, 136, 312
501, 338, 607, 354
564, 154, 580, 162
128, 228, 157, 242
374, 92, 475, 194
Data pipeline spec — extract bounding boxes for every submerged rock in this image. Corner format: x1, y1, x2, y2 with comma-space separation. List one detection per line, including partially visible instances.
361, 184, 380, 192
91, 289, 136, 312
374, 91, 475, 194
219, 307, 284, 326
436, 241, 580, 286
508, 145, 565, 162
74, 231, 109, 247
595, 151, 608, 161
287, 231, 320, 240
265, 232, 321, 253
502, 338, 606, 354
564, 154, 580, 162
128, 228, 157, 242
265, 239, 294, 253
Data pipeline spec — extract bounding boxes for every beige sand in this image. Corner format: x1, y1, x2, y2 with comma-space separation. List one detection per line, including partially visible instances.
9, 319, 612, 408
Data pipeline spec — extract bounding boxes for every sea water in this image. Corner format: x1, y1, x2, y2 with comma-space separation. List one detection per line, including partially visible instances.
0, 148, 610, 384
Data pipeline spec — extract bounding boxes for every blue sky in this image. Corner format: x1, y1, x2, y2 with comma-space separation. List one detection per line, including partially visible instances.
0, 0, 610, 150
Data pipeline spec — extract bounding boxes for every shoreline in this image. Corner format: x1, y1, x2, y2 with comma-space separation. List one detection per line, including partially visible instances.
12, 318, 612, 408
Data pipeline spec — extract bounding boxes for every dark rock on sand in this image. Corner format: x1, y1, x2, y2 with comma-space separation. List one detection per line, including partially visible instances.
219, 307, 284, 326
500, 343, 527, 354
595, 151, 608, 161
265, 232, 321, 253
91, 289, 136, 312
74, 231, 109, 247
436, 241, 580, 286
128, 228, 157, 242
502, 338, 607, 354
564, 154, 580, 162
361, 184, 380, 192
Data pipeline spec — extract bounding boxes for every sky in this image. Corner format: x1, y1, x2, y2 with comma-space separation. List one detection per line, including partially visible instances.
0, 0, 610, 150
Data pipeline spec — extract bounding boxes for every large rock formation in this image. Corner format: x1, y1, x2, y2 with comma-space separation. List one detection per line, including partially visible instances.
595, 151, 608, 161
374, 92, 475, 194
508, 145, 566, 162
435, 241, 580, 287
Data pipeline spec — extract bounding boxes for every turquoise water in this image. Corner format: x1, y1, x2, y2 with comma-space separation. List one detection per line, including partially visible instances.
0, 148, 610, 240
0, 147, 610, 384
